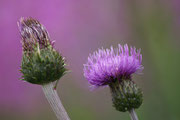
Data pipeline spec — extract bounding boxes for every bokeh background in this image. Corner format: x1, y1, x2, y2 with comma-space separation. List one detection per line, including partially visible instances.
0, 0, 180, 120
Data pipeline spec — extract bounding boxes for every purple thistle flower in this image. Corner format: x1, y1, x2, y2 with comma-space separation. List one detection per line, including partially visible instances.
84, 44, 144, 113
84, 44, 143, 87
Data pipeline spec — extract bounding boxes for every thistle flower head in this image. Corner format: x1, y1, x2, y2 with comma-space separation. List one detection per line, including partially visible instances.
84, 44, 143, 87
84, 44, 144, 112
18, 17, 66, 85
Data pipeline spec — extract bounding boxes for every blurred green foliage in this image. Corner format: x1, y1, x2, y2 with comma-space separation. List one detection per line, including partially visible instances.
127, 1, 180, 120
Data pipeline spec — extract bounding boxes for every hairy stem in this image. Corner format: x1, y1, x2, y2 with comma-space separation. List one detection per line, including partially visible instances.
42, 82, 70, 120
129, 109, 139, 120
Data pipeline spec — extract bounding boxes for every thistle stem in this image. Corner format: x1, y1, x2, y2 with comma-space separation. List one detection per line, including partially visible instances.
129, 109, 139, 120
42, 82, 70, 120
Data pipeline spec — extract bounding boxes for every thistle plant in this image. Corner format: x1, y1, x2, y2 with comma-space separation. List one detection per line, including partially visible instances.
84, 44, 144, 120
18, 17, 70, 120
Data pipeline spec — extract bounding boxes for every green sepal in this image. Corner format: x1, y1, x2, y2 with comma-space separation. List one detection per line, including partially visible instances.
109, 79, 143, 112
20, 48, 67, 85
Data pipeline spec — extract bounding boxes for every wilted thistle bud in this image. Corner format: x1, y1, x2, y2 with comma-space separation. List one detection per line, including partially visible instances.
18, 17, 66, 85
84, 44, 144, 112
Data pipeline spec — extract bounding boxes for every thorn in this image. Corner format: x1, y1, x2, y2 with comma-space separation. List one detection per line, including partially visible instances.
53, 80, 59, 90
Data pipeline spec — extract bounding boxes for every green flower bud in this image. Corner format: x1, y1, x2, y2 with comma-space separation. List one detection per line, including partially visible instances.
18, 17, 67, 85
109, 80, 143, 112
